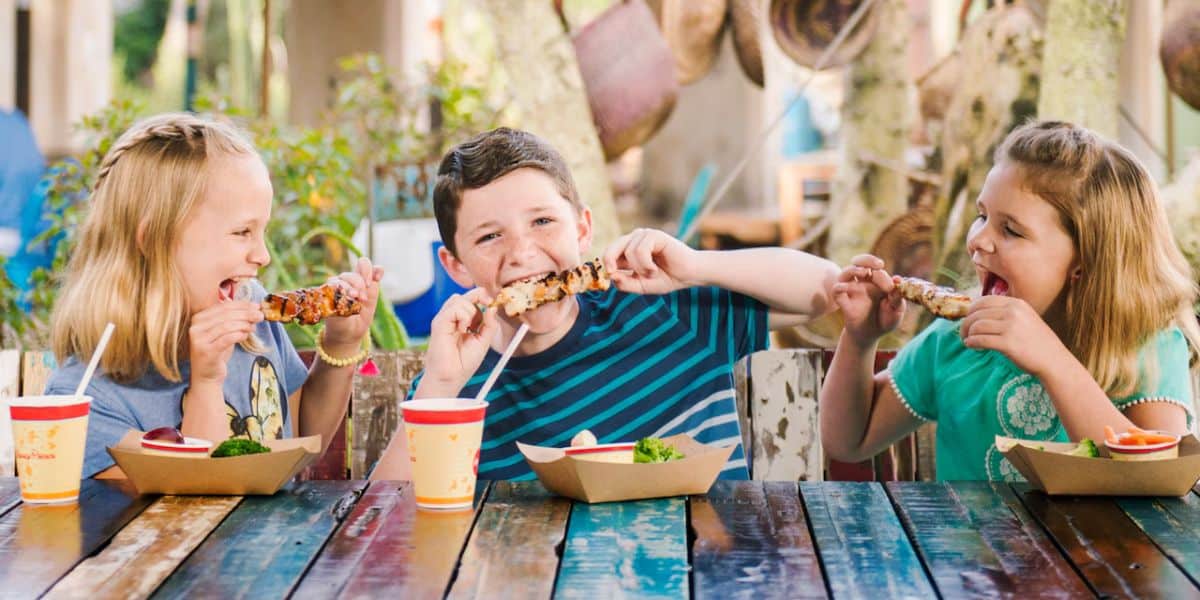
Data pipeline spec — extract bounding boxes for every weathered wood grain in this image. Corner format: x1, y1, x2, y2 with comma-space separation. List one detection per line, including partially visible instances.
349, 350, 423, 479
19, 350, 55, 396
555, 497, 689, 599
292, 480, 488, 599
45, 495, 241, 600
800, 481, 934, 598
0, 350, 19, 477
887, 481, 1089, 598
447, 481, 570, 599
0, 477, 19, 517
0, 479, 153, 600
1118, 492, 1200, 588
151, 480, 365, 599
691, 481, 826, 598
1013, 483, 1199, 598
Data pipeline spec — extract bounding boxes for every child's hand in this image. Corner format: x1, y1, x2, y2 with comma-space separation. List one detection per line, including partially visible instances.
189, 300, 263, 384
831, 254, 904, 345
603, 228, 699, 295
960, 295, 1069, 377
420, 287, 500, 395
322, 257, 383, 353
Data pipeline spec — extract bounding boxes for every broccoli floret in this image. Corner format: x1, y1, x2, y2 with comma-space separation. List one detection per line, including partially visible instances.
1068, 438, 1099, 458
211, 438, 272, 458
633, 437, 685, 463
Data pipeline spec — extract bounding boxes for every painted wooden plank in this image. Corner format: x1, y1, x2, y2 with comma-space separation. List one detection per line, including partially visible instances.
151, 480, 365, 599
747, 349, 823, 482
349, 350, 423, 479
555, 497, 689, 599
447, 481, 570, 599
0, 479, 154, 599
800, 481, 934, 598
19, 350, 55, 396
0, 478, 20, 517
292, 480, 489, 599
887, 481, 1089, 598
1118, 492, 1200, 588
733, 354, 751, 476
45, 495, 241, 599
691, 481, 825, 599
0, 350, 19, 477
914, 422, 937, 481
1013, 483, 1199, 598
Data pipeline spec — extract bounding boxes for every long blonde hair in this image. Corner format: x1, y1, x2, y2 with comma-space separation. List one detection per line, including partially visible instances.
52, 113, 262, 383
997, 120, 1200, 397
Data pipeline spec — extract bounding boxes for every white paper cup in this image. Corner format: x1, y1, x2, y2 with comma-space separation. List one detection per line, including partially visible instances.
7, 395, 92, 503
401, 398, 487, 510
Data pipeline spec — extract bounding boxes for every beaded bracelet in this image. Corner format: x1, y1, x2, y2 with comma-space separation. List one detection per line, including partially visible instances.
316, 327, 370, 368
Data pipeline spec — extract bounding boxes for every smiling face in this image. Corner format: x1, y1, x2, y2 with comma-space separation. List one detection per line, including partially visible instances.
966, 162, 1079, 318
173, 152, 273, 313
440, 167, 592, 332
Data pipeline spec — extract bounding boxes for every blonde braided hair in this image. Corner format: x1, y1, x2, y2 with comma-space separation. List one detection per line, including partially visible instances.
52, 112, 264, 383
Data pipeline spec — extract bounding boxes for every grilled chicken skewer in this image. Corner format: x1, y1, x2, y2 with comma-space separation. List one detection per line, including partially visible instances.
261, 283, 363, 325
892, 275, 971, 320
490, 260, 612, 317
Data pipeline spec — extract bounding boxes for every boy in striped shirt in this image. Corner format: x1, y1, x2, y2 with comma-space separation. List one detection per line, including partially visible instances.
372, 128, 838, 481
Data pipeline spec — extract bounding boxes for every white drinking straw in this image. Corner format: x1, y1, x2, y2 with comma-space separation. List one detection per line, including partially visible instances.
474, 322, 530, 403
74, 322, 115, 398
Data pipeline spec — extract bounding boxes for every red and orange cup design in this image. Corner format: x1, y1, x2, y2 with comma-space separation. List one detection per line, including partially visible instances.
7, 395, 92, 503
401, 398, 487, 510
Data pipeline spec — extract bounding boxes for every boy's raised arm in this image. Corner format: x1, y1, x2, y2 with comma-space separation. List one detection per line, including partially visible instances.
689, 247, 840, 328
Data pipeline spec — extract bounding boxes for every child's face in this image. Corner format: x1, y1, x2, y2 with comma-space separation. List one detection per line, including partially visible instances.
441, 167, 592, 331
966, 162, 1078, 317
174, 153, 273, 313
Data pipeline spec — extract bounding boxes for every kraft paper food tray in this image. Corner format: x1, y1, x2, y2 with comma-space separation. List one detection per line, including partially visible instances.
517, 434, 735, 503
996, 434, 1200, 497
108, 430, 322, 495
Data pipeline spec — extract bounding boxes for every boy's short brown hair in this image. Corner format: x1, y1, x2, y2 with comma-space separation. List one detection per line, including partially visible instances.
433, 127, 582, 256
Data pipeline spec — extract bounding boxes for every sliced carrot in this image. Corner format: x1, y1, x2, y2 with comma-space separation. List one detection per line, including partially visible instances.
1104, 425, 1119, 444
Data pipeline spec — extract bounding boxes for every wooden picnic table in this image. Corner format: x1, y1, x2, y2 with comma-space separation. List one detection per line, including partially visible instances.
3, 477, 1200, 599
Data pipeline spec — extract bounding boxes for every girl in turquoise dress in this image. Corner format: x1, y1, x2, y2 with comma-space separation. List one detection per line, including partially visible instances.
820, 120, 1200, 480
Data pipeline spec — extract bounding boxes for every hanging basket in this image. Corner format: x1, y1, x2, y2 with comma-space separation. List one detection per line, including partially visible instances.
769, 0, 879, 70
573, 0, 679, 160
729, 0, 765, 87
1161, 0, 1200, 111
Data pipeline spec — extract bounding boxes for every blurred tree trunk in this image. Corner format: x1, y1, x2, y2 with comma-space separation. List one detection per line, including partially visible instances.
929, 4, 1042, 289
479, 1, 621, 251
827, 0, 911, 267
1038, 0, 1126, 137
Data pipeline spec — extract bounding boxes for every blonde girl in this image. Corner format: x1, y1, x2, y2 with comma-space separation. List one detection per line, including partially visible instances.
46, 113, 382, 478
820, 120, 1200, 480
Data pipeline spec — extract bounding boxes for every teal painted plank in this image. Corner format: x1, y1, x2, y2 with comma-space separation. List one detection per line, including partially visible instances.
887, 481, 1089, 598
0, 479, 154, 600
1013, 483, 1199, 598
1118, 492, 1200, 588
691, 481, 825, 599
293, 480, 489, 599
800, 481, 933, 599
0, 478, 20, 517
556, 497, 689, 599
151, 480, 365, 599
448, 481, 570, 599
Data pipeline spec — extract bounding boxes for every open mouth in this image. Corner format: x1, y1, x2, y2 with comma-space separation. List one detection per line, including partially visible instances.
219, 277, 253, 301
982, 271, 1010, 296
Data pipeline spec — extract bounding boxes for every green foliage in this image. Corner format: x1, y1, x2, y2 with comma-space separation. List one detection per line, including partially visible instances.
113, 0, 171, 83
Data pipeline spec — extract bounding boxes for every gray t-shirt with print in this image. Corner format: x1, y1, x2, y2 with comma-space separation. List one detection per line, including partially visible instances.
45, 284, 309, 477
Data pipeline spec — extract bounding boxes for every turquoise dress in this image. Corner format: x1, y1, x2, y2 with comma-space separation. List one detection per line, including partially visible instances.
888, 319, 1194, 480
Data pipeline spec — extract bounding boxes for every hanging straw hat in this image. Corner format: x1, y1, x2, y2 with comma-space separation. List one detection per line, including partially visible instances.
769, 0, 879, 70
729, 0, 765, 87
647, 0, 729, 85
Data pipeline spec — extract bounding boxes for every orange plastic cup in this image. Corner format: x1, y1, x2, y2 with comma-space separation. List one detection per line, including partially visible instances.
401, 398, 487, 510
8, 395, 92, 503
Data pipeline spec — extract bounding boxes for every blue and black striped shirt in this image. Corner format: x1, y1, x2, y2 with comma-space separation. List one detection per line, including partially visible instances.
410, 285, 769, 480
